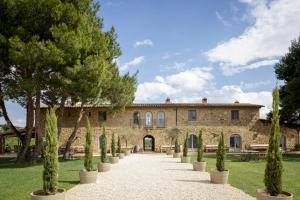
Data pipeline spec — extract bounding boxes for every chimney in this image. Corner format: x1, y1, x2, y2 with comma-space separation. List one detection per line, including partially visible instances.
234, 100, 239, 104
165, 97, 171, 103
202, 97, 208, 104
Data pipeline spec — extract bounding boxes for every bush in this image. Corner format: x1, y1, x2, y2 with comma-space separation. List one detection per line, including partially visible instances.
100, 126, 108, 163
175, 136, 180, 153
43, 107, 59, 195
264, 86, 282, 196
117, 135, 121, 154
183, 133, 188, 157
111, 133, 116, 157
84, 117, 93, 171
197, 130, 204, 162
216, 131, 225, 171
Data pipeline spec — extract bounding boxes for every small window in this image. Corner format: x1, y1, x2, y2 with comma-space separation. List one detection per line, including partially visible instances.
231, 110, 239, 121
157, 112, 165, 128
133, 111, 140, 128
188, 110, 197, 121
98, 111, 107, 123
145, 112, 153, 127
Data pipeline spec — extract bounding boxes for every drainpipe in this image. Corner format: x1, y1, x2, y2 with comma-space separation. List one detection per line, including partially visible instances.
175, 107, 178, 126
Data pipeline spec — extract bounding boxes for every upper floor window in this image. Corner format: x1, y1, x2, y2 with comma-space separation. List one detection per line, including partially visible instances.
188, 110, 197, 121
231, 110, 239, 121
157, 111, 165, 128
145, 112, 153, 127
133, 111, 140, 128
98, 111, 107, 123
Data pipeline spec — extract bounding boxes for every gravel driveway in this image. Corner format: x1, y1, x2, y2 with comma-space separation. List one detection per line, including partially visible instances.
67, 153, 254, 200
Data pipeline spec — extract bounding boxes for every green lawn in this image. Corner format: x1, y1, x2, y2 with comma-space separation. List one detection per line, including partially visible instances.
191, 154, 300, 200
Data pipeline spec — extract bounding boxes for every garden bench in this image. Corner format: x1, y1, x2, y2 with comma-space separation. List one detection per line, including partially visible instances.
249, 144, 268, 152
205, 144, 229, 152
160, 145, 175, 152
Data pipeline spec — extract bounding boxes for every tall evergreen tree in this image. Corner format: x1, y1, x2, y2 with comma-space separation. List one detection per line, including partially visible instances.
216, 131, 225, 171
84, 117, 93, 171
117, 135, 121, 154
174, 136, 180, 153
197, 130, 204, 162
183, 133, 188, 157
111, 133, 116, 157
100, 126, 108, 163
264, 86, 283, 196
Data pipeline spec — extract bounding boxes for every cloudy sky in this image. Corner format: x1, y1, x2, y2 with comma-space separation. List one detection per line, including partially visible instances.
1, 0, 300, 126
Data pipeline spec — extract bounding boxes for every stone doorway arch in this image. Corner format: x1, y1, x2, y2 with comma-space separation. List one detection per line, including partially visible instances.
143, 135, 155, 151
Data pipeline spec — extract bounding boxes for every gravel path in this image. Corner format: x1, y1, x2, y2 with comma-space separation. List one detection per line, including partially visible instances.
67, 154, 255, 200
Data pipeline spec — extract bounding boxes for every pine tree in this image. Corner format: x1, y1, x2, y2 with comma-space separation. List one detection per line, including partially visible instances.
216, 131, 225, 171
111, 133, 116, 157
101, 126, 108, 163
264, 86, 282, 196
84, 117, 93, 171
117, 135, 121, 154
197, 130, 204, 162
43, 107, 59, 195
183, 133, 188, 157
175, 136, 180, 153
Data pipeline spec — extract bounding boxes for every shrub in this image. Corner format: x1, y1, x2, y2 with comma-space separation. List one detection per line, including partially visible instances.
167, 127, 180, 150
175, 136, 180, 153
43, 107, 59, 195
183, 133, 188, 157
111, 133, 116, 157
197, 130, 204, 162
264, 86, 282, 196
117, 135, 121, 154
84, 117, 93, 171
100, 126, 108, 163
216, 131, 225, 171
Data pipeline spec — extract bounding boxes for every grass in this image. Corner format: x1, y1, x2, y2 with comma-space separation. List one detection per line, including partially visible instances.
191, 154, 300, 200
0, 156, 100, 200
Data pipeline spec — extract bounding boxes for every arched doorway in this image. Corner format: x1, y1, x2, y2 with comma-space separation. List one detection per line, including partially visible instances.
188, 134, 198, 149
230, 134, 241, 151
143, 135, 155, 151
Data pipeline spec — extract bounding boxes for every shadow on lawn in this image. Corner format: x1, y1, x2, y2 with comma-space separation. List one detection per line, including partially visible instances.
59, 180, 79, 185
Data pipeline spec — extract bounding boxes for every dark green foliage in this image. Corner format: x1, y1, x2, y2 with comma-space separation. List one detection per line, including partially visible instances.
216, 131, 225, 171
117, 135, 121, 154
111, 133, 116, 157
167, 127, 181, 150
43, 107, 58, 195
264, 86, 283, 196
175, 136, 180, 153
84, 117, 93, 171
183, 133, 188, 157
100, 126, 108, 163
197, 130, 204, 162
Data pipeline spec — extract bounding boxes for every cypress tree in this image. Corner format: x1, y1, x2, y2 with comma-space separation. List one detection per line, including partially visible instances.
117, 135, 121, 154
101, 126, 108, 163
175, 136, 180, 153
111, 133, 116, 157
183, 133, 188, 157
197, 130, 204, 162
84, 117, 93, 171
216, 131, 225, 171
264, 86, 282, 196
43, 107, 59, 195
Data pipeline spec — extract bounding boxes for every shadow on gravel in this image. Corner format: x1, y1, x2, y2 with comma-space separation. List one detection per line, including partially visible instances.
166, 168, 193, 171
175, 179, 211, 184
160, 161, 178, 163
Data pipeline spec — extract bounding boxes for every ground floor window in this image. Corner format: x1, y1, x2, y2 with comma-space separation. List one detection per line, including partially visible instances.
188, 134, 197, 149
230, 134, 241, 150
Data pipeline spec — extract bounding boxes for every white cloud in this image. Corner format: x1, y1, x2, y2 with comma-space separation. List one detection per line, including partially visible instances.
206, 0, 300, 75
120, 56, 144, 71
162, 52, 181, 60
215, 11, 230, 26
134, 39, 153, 47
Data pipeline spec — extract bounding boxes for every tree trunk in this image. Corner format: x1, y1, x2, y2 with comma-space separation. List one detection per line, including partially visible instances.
0, 98, 21, 137
33, 87, 43, 162
57, 95, 66, 139
63, 102, 85, 159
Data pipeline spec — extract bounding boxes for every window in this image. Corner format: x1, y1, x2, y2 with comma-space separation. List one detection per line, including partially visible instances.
145, 112, 153, 127
231, 110, 239, 121
98, 111, 107, 123
188, 134, 198, 149
230, 134, 241, 150
133, 111, 140, 128
157, 112, 165, 128
188, 110, 197, 121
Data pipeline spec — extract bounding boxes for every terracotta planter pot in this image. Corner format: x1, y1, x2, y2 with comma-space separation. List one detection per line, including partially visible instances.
166, 150, 174, 155
79, 170, 97, 184
193, 161, 206, 172
173, 152, 180, 158
97, 162, 111, 172
210, 169, 229, 184
109, 156, 119, 164
125, 150, 131, 156
256, 189, 293, 200
181, 156, 190, 163
31, 189, 66, 200
119, 153, 125, 159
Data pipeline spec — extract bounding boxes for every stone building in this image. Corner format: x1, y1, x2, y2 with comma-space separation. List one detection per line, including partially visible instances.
41, 98, 299, 153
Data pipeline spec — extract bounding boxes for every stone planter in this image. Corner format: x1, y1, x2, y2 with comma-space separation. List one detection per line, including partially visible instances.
193, 161, 206, 172
97, 162, 111, 172
173, 152, 180, 158
166, 150, 174, 155
119, 153, 125, 159
210, 169, 229, 184
125, 150, 131, 156
109, 156, 119, 164
31, 188, 66, 200
79, 170, 97, 184
256, 189, 293, 200
181, 156, 190, 163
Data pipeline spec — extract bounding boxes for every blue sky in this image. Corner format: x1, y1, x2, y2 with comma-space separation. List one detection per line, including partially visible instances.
1, 0, 300, 126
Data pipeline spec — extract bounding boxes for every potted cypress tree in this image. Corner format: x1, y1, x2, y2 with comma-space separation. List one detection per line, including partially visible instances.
210, 131, 229, 184
173, 135, 181, 158
79, 117, 97, 184
256, 87, 293, 200
97, 126, 111, 172
117, 135, 125, 159
181, 133, 190, 163
193, 130, 206, 171
31, 107, 66, 200
109, 133, 119, 164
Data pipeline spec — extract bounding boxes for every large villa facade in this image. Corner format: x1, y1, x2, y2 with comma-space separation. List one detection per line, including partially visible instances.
41, 98, 299, 153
